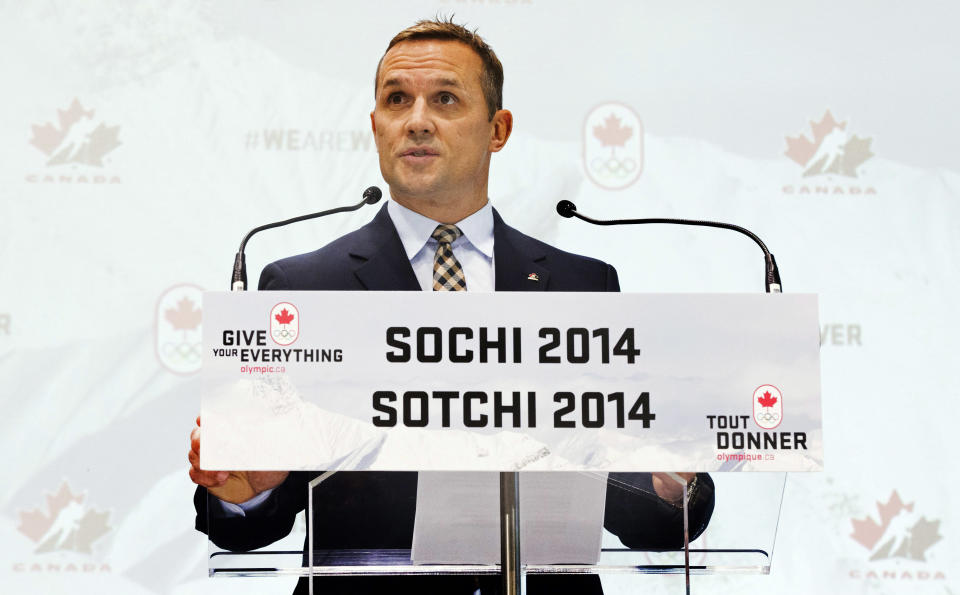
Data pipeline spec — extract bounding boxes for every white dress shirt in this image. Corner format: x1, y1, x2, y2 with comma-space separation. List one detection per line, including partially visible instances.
219, 199, 497, 516
388, 199, 495, 293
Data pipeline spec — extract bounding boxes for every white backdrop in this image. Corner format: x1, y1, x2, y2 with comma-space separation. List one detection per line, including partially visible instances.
1, 1, 957, 593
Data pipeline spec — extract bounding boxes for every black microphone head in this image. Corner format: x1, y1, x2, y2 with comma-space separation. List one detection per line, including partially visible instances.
556, 200, 577, 218
362, 186, 383, 205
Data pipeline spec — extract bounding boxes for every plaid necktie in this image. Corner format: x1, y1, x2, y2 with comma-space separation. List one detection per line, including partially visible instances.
432, 224, 467, 291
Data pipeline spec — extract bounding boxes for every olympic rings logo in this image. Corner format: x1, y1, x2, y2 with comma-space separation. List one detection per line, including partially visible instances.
161, 341, 202, 362
273, 328, 297, 340
756, 409, 780, 424
590, 155, 638, 179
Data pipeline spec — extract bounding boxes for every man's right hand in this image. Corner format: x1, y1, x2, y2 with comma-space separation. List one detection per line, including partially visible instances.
188, 416, 289, 504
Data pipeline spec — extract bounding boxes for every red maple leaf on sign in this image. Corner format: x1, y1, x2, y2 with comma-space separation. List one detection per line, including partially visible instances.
593, 114, 632, 148
757, 391, 777, 408
275, 308, 295, 325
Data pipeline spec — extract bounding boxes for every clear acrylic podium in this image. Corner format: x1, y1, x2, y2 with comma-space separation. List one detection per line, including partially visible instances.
207, 468, 787, 594
204, 273, 814, 592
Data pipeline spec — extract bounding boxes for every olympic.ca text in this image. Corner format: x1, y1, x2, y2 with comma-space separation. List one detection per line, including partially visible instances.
240, 365, 286, 374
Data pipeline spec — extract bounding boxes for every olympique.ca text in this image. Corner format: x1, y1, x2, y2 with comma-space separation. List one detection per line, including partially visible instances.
716, 453, 775, 462
240, 365, 286, 374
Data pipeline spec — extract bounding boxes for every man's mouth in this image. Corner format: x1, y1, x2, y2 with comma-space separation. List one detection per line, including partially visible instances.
401, 147, 439, 158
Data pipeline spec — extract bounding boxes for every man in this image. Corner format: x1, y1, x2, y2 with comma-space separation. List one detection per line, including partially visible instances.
190, 18, 714, 594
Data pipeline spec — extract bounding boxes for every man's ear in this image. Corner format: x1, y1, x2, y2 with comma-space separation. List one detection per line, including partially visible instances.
489, 109, 513, 153
370, 111, 380, 150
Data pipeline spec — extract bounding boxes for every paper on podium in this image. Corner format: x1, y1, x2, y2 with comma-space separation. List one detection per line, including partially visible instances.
411, 472, 607, 564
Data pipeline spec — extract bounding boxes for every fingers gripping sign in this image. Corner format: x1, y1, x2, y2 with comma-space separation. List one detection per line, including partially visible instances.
651, 472, 697, 505
188, 416, 288, 504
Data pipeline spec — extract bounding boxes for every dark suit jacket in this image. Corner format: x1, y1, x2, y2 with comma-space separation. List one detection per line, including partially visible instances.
195, 204, 715, 594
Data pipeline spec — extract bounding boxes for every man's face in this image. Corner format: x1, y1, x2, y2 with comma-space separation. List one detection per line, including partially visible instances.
371, 40, 511, 211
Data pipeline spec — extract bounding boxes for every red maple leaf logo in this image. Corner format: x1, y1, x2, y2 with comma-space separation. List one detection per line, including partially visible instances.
275, 308, 295, 325
851, 491, 911, 551
757, 391, 777, 408
30, 98, 94, 155
164, 296, 202, 332
593, 114, 632, 149
848, 490, 943, 561
29, 98, 121, 167
784, 110, 873, 177
784, 110, 844, 166
17, 482, 111, 554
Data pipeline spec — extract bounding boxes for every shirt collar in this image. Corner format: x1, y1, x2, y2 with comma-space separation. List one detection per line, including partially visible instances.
387, 199, 495, 261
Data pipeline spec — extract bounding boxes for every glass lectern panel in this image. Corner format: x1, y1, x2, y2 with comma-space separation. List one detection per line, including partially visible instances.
206, 469, 786, 586
598, 471, 785, 572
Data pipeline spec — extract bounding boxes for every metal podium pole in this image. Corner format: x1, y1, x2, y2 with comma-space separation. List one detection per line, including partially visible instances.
499, 471, 522, 595
682, 480, 691, 595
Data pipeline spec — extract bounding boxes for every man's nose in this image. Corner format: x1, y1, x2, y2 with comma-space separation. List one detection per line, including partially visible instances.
406, 97, 435, 136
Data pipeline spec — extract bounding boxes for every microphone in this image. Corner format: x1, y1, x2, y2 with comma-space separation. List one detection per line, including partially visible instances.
361, 186, 383, 205
557, 200, 782, 293
230, 186, 383, 291
556, 200, 577, 219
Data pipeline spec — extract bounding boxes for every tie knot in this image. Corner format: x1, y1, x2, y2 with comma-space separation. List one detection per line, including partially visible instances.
431, 224, 463, 245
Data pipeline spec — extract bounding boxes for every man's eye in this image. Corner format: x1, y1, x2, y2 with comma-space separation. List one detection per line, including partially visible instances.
437, 93, 457, 105
387, 93, 405, 105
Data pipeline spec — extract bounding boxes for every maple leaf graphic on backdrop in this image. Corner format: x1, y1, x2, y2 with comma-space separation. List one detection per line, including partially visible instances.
17, 482, 111, 554
850, 491, 942, 561
30, 98, 94, 155
784, 110, 873, 177
889, 517, 944, 561
275, 308, 295, 326
757, 391, 777, 408
165, 296, 202, 340
593, 114, 632, 154
29, 98, 121, 167
850, 490, 912, 550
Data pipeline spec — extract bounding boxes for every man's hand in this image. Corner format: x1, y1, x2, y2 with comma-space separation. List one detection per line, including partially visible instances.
188, 416, 288, 504
651, 472, 696, 505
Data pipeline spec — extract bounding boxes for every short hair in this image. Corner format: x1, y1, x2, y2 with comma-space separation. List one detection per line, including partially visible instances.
375, 17, 504, 120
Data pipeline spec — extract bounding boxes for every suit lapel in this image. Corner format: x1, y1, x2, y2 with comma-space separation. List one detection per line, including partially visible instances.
493, 209, 550, 291
349, 205, 549, 292
350, 205, 421, 291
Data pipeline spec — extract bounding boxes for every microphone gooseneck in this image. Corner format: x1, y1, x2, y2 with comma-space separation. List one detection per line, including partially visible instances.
556, 200, 782, 293
231, 186, 383, 291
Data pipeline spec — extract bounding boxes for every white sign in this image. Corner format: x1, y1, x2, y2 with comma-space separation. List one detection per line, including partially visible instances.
201, 292, 822, 472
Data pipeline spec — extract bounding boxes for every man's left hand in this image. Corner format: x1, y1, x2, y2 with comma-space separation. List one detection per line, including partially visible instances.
651, 472, 696, 504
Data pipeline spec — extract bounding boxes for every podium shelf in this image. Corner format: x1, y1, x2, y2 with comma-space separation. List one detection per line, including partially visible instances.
209, 548, 772, 578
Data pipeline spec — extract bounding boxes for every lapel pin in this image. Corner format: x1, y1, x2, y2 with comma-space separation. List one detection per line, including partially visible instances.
527, 273, 540, 282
